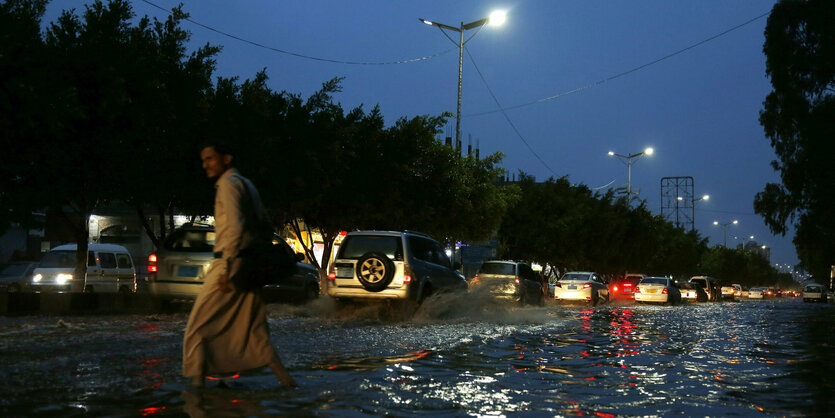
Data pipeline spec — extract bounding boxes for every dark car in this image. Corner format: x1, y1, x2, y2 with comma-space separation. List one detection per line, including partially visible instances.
0, 261, 38, 293
609, 273, 645, 300
471, 260, 545, 306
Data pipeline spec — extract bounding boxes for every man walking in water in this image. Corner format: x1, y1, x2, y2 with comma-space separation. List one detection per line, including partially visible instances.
183, 141, 297, 388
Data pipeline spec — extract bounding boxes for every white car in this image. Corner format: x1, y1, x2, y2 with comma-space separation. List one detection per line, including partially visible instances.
747, 287, 764, 299
634, 277, 681, 304
553, 271, 608, 305
803, 283, 828, 303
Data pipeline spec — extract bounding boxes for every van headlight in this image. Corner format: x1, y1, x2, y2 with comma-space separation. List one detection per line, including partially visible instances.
33, 274, 42, 283
56, 274, 73, 284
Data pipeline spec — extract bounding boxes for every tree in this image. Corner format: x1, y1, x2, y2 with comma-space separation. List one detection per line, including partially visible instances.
755, 0, 835, 278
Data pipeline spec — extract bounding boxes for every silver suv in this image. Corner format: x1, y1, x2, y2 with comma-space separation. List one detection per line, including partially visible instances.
472, 260, 545, 306
327, 230, 467, 303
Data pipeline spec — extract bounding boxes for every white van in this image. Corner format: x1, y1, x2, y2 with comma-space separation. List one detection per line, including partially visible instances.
31, 243, 136, 293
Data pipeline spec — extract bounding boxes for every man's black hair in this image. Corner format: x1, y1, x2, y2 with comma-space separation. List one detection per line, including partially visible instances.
201, 140, 236, 157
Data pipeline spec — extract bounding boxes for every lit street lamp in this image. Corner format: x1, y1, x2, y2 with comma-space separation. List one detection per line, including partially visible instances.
677, 193, 709, 230
713, 219, 738, 247
420, 10, 506, 148
608, 147, 654, 199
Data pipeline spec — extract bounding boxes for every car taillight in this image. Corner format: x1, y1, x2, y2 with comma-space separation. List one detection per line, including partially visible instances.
403, 274, 412, 284
624, 283, 632, 287
662, 288, 669, 294
583, 283, 591, 288
515, 277, 520, 285
613, 285, 619, 292
634, 287, 641, 293
328, 272, 336, 280
148, 253, 157, 275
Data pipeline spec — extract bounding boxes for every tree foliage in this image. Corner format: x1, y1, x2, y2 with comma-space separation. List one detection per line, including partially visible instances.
755, 0, 835, 277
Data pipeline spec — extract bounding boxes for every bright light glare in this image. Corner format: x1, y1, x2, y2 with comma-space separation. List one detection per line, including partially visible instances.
677, 196, 683, 201
489, 10, 507, 26
702, 194, 710, 200
56, 273, 73, 284
733, 220, 739, 224
33, 273, 42, 282
644, 147, 654, 156
607, 151, 615, 156
713, 221, 719, 225
421, 19, 433, 25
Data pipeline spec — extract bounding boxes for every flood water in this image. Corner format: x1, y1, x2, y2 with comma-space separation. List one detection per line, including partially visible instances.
1, 293, 833, 417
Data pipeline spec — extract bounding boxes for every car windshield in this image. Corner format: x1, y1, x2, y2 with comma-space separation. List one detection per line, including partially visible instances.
164, 229, 216, 252
478, 263, 515, 275
338, 235, 403, 261
806, 286, 822, 292
691, 279, 707, 287
641, 278, 668, 285
561, 273, 591, 281
0, 263, 32, 277
39, 251, 77, 268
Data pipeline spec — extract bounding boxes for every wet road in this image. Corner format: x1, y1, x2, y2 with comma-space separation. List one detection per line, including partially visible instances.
1, 294, 833, 417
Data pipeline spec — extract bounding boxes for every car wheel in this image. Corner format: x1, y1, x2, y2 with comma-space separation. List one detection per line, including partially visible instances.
355, 252, 395, 292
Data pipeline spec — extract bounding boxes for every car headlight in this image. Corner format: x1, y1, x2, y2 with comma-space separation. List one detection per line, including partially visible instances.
56, 274, 73, 284
33, 274, 42, 282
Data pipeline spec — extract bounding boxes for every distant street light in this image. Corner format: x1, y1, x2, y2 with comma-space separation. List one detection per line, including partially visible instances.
713, 219, 738, 247
420, 10, 506, 148
608, 147, 654, 199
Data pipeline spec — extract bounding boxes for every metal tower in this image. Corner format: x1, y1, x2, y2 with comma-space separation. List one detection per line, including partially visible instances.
661, 176, 695, 230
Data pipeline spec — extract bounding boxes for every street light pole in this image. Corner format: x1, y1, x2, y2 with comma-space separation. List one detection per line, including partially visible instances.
420, 11, 506, 147
713, 219, 738, 247
608, 147, 654, 199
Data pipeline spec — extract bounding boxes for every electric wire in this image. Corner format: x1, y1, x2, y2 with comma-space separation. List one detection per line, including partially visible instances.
464, 11, 771, 118
465, 46, 557, 177
139, 0, 454, 65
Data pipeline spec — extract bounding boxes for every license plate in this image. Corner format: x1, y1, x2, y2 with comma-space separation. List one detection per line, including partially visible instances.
177, 266, 199, 277
336, 267, 353, 278
646, 289, 657, 293
568, 285, 577, 290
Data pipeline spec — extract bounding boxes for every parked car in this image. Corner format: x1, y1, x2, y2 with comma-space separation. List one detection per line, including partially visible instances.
609, 273, 645, 301
553, 271, 609, 305
747, 287, 764, 299
678, 281, 707, 302
634, 276, 681, 304
471, 260, 544, 306
149, 223, 317, 303
327, 230, 467, 304
31, 243, 136, 293
689, 276, 720, 301
0, 261, 38, 293
721, 284, 742, 301
803, 283, 828, 303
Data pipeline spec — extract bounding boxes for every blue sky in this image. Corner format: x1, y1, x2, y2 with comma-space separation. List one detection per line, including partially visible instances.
43, 1, 795, 268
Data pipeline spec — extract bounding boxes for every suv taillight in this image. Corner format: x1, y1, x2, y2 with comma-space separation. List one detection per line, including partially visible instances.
583, 283, 591, 289
662, 288, 669, 294
327, 272, 336, 280
148, 253, 157, 277
514, 277, 520, 285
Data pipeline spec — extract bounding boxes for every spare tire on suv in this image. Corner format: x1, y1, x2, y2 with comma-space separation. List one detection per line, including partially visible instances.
356, 252, 395, 292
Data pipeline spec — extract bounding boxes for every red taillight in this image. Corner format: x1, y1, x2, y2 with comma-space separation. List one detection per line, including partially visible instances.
403, 274, 412, 284
662, 288, 669, 294
583, 283, 591, 289
515, 277, 520, 285
328, 272, 336, 280
613, 285, 619, 292
473, 275, 479, 283
147, 253, 157, 274
634, 287, 641, 293
624, 283, 633, 287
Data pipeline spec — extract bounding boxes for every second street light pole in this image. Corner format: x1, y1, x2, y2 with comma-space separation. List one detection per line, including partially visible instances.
608, 147, 654, 200
713, 219, 738, 247
420, 11, 506, 147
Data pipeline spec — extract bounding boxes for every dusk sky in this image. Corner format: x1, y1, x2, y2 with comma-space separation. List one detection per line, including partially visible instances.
44, 1, 795, 268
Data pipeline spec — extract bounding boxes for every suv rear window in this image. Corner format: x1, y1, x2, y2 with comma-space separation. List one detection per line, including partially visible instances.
338, 235, 403, 261
478, 263, 515, 275
561, 273, 591, 281
691, 278, 707, 287
641, 278, 667, 285
164, 229, 216, 252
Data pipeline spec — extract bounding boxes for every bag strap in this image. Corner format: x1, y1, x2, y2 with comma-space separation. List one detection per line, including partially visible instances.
235, 174, 274, 243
